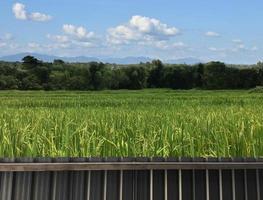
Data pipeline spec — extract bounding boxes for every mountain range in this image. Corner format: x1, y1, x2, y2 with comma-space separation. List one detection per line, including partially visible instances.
0, 53, 202, 65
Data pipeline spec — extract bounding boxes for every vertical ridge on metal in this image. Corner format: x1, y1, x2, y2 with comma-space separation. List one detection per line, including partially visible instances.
151, 157, 165, 200
89, 157, 104, 200
166, 157, 179, 200
51, 157, 70, 200
32, 157, 52, 200
0, 157, 263, 200
181, 157, 193, 200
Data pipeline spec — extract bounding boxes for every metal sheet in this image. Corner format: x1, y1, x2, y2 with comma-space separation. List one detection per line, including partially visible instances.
135, 158, 150, 200
12, 158, 33, 200
0, 157, 261, 200
152, 158, 165, 200
181, 158, 193, 200
166, 158, 179, 200
89, 158, 104, 200
31, 158, 52, 200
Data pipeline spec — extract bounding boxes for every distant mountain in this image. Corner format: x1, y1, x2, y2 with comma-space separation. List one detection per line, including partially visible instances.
0, 53, 202, 65
0, 53, 100, 63
166, 57, 202, 64
104, 56, 152, 64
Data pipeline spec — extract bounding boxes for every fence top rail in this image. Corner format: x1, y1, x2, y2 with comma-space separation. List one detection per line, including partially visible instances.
0, 161, 263, 171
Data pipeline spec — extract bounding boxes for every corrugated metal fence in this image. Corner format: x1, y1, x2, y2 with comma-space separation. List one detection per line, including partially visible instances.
0, 157, 263, 200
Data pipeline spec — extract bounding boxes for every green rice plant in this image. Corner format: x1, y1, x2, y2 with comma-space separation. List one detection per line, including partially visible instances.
0, 89, 262, 157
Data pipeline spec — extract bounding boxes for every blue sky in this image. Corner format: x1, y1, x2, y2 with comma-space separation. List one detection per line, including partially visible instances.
0, 0, 262, 63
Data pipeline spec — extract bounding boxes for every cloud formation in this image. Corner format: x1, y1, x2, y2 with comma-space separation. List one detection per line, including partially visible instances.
0, 42, 7, 48
46, 24, 99, 50
29, 12, 52, 22
12, 2, 52, 22
251, 46, 258, 51
0, 33, 14, 49
152, 41, 186, 50
205, 31, 220, 37
107, 15, 180, 45
129, 15, 179, 36
232, 39, 242, 43
209, 43, 258, 53
47, 34, 69, 43
63, 24, 95, 40
0, 33, 13, 41
208, 47, 218, 51
12, 3, 27, 20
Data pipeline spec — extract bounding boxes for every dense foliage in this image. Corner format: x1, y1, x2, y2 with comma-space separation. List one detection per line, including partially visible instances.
0, 90, 263, 157
1, 55, 263, 90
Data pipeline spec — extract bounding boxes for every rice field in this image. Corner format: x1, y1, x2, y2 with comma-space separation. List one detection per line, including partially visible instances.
0, 89, 263, 158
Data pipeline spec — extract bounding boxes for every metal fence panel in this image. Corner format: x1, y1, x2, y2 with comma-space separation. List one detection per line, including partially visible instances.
12, 158, 33, 200
69, 158, 87, 200
51, 158, 70, 200
166, 158, 179, 200
234, 169, 245, 200
0, 157, 262, 200
136, 158, 150, 200
32, 158, 52, 200
152, 158, 164, 200
89, 158, 104, 200
246, 169, 257, 199
0, 171, 13, 200
106, 158, 120, 200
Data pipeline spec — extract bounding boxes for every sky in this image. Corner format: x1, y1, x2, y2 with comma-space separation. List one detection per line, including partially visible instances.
0, 0, 262, 64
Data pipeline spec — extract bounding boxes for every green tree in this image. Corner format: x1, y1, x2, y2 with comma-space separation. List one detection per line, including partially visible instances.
89, 62, 106, 90
203, 62, 226, 89
22, 56, 40, 70
125, 66, 147, 89
148, 60, 164, 88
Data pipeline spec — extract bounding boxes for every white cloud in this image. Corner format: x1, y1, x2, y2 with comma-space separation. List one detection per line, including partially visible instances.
107, 25, 140, 44
12, 3, 27, 20
209, 43, 257, 54
129, 15, 179, 36
28, 42, 41, 49
43, 43, 71, 50
208, 47, 217, 51
63, 24, 95, 40
238, 44, 245, 49
4, 33, 13, 40
205, 31, 220, 37
153, 41, 186, 50
235, 45, 258, 52
173, 42, 186, 48
47, 25, 99, 50
0, 42, 7, 48
9, 43, 20, 49
231, 44, 245, 52
47, 34, 69, 43
231, 41, 258, 52
0, 33, 13, 41
107, 15, 180, 45
24, 42, 71, 53
153, 41, 169, 49
72, 41, 97, 48
12, 2, 52, 22
232, 39, 242, 43
29, 12, 52, 22
208, 47, 226, 52
0, 33, 14, 49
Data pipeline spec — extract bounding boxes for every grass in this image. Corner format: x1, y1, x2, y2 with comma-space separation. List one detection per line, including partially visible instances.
0, 89, 263, 158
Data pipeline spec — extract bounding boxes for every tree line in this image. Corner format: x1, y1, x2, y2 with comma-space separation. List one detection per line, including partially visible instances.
0, 55, 263, 90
